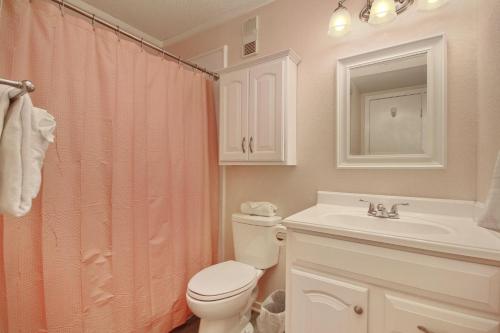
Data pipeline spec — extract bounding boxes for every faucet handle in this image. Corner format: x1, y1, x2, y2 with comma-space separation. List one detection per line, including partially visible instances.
389, 202, 409, 218
360, 199, 376, 216
390, 202, 409, 211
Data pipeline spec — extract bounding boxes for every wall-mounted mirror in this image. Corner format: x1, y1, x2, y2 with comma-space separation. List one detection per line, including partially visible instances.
337, 35, 447, 169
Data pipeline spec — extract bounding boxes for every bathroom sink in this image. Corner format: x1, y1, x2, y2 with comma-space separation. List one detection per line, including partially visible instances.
321, 214, 452, 236
283, 192, 500, 263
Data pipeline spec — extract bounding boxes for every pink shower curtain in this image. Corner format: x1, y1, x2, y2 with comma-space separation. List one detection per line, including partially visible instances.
0, 1, 219, 332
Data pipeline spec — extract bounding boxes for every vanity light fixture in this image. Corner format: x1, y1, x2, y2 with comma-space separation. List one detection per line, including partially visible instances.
329, 0, 450, 37
328, 0, 352, 37
359, 0, 414, 24
366, 0, 398, 25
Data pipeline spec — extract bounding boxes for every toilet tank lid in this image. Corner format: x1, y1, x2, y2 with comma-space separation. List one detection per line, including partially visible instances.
232, 213, 282, 227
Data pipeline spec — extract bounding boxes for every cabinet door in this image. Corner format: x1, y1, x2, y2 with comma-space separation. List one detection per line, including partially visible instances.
384, 294, 500, 333
290, 268, 368, 333
248, 60, 285, 161
219, 69, 249, 161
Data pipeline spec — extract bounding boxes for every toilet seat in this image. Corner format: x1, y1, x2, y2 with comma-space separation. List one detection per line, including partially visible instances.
188, 261, 258, 302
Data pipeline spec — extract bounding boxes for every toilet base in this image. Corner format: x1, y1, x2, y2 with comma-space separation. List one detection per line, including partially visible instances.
199, 314, 250, 333
198, 299, 255, 333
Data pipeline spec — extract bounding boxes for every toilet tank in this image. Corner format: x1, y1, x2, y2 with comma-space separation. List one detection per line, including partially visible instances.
232, 213, 282, 269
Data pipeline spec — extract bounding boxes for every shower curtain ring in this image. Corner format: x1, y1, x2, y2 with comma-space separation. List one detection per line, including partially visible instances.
161, 49, 166, 60
91, 14, 96, 31
115, 25, 121, 42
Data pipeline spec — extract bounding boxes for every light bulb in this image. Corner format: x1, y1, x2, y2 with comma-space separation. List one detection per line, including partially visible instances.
418, 0, 450, 10
328, 7, 352, 37
368, 0, 397, 25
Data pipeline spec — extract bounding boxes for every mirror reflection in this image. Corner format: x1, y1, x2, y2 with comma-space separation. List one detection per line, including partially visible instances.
349, 54, 428, 156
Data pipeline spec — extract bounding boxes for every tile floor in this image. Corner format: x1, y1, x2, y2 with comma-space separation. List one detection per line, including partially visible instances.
171, 317, 200, 333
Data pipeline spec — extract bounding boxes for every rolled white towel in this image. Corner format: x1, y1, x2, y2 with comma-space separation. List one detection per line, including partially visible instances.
241, 201, 277, 217
477, 151, 500, 232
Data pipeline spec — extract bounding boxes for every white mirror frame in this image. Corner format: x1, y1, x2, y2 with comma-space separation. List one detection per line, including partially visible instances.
337, 34, 447, 169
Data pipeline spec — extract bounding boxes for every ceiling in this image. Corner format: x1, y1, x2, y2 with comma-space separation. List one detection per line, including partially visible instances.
77, 0, 274, 45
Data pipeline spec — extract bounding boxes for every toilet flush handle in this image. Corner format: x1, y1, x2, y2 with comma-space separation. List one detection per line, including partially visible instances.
272, 225, 287, 246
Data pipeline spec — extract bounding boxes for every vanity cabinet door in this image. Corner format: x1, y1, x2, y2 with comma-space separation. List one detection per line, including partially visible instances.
384, 294, 500, 333
219, 68, 249, 162
248, 60, 285, 162
290, 268, 368, 333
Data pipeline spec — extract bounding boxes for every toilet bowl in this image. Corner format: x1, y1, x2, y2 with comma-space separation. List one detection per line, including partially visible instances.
187, 261, 264, 333
186, 214, 283, 333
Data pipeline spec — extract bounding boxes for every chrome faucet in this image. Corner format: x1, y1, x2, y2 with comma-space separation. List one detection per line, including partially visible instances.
360, 199, 409, 219
377, 203, 389, 218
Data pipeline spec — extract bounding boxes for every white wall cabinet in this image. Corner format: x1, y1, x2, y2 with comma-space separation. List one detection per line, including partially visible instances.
218, 49, 300, 165
286, 231, 500, 333
219, 68, 249, 162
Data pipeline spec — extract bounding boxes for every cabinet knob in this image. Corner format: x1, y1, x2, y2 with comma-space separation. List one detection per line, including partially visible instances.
417, 326, 431, 333
241, 137, 246, 153
353, 305, 363, 315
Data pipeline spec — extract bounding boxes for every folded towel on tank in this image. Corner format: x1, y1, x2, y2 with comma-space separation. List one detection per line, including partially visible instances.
240, 201, 278, 217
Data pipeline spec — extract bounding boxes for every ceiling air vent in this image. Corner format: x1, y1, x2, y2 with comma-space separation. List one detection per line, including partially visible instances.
242, 16, 259, 58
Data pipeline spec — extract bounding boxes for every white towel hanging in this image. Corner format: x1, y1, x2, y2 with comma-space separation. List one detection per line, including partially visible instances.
477, 151, 500, 232
0, 86, 56, 217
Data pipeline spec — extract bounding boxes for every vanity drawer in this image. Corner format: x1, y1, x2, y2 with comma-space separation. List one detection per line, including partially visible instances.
384, 294, 500, 333
289, 231, 500, 313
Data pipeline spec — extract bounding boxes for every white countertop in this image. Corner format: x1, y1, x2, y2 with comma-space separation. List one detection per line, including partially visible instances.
283, 192, 500, 264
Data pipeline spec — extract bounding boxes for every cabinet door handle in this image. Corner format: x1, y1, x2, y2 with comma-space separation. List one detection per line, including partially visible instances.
353, 305, 363, 315
249, 136, 254, 153
417, 326, 432, 333
241, 137, 246, 153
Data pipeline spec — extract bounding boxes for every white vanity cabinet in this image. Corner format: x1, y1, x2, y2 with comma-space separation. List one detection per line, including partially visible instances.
285, 231, 500, 333
218, 49, 299, 165
290, 268, 368, 332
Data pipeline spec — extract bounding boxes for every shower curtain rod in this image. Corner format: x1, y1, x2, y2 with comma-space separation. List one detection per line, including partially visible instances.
0, 78, 36, 99
48, 0, 219, 80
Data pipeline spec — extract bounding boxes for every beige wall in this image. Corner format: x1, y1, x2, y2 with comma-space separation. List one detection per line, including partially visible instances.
168, 0, 499, 299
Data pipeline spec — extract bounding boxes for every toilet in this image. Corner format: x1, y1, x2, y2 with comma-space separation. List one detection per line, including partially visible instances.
186, 213, 283, 333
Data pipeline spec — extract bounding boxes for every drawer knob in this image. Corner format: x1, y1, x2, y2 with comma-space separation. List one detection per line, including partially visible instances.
417, 326, 431, 333
353, 305, 363, 315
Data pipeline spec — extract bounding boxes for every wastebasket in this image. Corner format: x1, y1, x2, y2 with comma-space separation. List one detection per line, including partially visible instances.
256, 290, 285, 333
